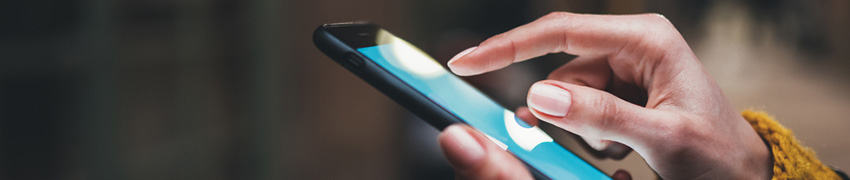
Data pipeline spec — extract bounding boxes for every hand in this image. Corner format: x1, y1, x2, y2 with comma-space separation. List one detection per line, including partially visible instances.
438, 12, 772, 179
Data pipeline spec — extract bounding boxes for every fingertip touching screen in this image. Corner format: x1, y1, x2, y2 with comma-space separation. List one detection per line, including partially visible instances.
356, 30, 610, 180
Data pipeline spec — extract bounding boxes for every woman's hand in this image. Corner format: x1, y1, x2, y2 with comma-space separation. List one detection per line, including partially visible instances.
438, 12, 772, 179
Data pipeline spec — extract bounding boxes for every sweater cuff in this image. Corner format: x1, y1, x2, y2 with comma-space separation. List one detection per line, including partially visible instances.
742, 110, 842, 180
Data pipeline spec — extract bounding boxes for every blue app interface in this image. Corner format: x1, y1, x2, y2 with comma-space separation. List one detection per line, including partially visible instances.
357, 40, 611, 180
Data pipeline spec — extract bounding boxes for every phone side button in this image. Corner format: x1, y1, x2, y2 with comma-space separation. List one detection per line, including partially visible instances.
345, 53, 365, 68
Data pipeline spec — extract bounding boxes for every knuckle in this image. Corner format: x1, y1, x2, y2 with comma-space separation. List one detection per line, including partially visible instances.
643, 13, 669, 22
665, 114, 700, 148
638, 13, 672, 27
595, 92, 620, 132
543, 11, 572, 20
634, 13, 684, 52
637, 13, 675, 31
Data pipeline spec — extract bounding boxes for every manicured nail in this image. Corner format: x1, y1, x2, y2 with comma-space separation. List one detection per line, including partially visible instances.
443, 125, 485, 169
528, 83, 572, 117
448, 46, 477, 65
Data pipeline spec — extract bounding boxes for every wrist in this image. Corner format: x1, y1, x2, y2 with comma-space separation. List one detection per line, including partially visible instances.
751, 135, 774, 179
733, 124, 773, 180
727, 115, 774, 180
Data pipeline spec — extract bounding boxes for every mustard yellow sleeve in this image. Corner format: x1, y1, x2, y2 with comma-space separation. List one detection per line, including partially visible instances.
742, 110, 842, 180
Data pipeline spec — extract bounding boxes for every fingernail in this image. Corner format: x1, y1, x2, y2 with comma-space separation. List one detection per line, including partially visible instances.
447, 46, 477, 65
443, 125, 485, 169
528, 83, 572, 117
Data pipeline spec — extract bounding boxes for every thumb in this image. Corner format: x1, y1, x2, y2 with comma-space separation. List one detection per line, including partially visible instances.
438, 124, 533, 180
525, 80, 669, 148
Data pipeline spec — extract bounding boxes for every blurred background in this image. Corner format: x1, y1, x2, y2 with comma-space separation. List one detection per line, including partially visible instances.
1, 0, 848, 179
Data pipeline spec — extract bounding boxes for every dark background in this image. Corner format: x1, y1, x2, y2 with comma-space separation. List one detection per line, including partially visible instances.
1, 0, 848, 179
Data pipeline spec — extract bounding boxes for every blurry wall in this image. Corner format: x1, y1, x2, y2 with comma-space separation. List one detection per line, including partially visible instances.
1, 0, 414, 179
1, 0, 848, 179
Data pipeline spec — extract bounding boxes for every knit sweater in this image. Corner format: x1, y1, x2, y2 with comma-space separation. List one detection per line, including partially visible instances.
742, 110, 846, 180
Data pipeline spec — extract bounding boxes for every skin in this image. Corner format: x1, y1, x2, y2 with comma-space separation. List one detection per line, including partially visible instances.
437, 12, 772, 180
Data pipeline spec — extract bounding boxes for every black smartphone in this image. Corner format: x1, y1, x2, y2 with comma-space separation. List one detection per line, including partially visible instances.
313, 22, 611, 180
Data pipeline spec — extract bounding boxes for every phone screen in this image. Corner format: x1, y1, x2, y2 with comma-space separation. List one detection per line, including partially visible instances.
356, 31, 610, 180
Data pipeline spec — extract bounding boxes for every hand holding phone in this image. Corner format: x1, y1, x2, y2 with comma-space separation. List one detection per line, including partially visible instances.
442, 12, 772, 180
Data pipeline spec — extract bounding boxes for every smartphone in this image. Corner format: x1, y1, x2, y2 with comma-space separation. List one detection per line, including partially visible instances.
313, 22, 611, 180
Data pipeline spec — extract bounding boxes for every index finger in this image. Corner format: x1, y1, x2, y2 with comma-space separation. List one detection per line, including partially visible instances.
447, 12, 660, 76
